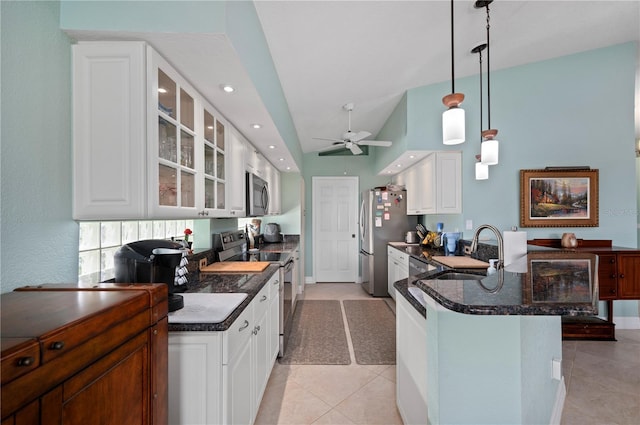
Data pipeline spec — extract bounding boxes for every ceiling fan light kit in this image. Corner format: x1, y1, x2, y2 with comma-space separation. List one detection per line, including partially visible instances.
313, 103, 392, 156
442, 0, 465, 146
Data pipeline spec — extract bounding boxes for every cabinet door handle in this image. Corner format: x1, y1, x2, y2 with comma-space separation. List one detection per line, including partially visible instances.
260, 295, 267, 302
50, 341, 65, 350
273, 279, 279, 286
609, 258, 616, 263
619, 274, 625, 279
17, 356, 35, 367
239, 320, 250, 332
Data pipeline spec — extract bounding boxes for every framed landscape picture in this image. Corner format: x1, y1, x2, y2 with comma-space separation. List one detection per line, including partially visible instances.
520, 169, 599, 227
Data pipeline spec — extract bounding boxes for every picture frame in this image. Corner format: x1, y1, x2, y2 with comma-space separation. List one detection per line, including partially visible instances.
520, 168, 599, 227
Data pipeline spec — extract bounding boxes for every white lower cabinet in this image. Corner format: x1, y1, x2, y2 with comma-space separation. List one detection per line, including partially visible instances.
168, 272, 279, 425
396, 293, 428, 425
387, 246, 409, 300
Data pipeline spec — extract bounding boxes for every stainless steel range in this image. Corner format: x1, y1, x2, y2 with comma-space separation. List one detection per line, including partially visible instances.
213, 230, 297, 357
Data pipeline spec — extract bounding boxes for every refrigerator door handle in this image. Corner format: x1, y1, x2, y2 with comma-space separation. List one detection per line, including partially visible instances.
359, 197, 366, 247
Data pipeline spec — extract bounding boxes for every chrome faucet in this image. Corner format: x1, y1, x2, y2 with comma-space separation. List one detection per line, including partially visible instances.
469, 224, 504, 269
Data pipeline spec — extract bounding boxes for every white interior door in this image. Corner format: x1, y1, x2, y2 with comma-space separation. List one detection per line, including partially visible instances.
312, 176, 359, 282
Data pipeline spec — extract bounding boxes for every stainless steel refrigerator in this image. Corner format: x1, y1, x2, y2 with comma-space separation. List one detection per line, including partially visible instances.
359, 189, 417, 296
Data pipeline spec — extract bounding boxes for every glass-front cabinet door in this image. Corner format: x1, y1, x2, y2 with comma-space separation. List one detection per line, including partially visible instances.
202, 106, 227, 215
150, 51, 198, 218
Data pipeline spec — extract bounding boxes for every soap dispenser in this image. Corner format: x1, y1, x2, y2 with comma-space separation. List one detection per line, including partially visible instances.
487, 259, 497, 275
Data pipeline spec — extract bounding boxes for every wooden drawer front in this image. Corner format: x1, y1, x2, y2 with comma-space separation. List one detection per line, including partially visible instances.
39, 293, 150, 364
1, 310, 150, 418
1, 338, 40, 385
223, 303, 253, 365
597, 254, 618, 299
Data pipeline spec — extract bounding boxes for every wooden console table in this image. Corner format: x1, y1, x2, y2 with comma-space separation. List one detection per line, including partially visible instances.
528, 239, 640, 341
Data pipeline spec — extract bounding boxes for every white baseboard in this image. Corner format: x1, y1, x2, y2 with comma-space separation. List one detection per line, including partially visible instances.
304, 276, 316, 284
612, 316, 640, 329
549, 376, 566, 425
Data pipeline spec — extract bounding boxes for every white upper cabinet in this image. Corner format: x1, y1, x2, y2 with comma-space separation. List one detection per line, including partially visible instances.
401, 151, 461, 215
73, 41, 147, 220
73, 41, 241, 220
227, 128, 247, 216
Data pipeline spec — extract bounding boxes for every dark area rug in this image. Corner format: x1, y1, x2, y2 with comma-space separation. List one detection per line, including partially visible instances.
343, 300, 396, 365
278, 300, 351, 365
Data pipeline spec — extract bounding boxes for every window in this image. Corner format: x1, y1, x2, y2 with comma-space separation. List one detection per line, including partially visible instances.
78, 219, 194, 284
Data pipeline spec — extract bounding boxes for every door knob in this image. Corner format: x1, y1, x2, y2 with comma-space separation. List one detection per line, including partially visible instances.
352, 234, 355, 238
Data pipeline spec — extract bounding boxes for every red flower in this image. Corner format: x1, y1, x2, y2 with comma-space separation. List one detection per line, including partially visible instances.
184, 228, 193, 235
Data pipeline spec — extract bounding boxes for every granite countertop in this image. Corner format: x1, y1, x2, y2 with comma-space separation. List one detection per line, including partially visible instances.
168, 235, 300, 332
391, 242, 599, 318
168, 264, 281, 332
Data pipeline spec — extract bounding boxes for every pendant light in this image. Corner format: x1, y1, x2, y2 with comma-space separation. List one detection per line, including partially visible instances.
475, 0, 499, 165
472, 43, 489, 180
442, 0, 465, 145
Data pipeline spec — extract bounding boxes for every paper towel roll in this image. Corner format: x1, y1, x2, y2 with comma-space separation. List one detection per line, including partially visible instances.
503, 230, 527, 267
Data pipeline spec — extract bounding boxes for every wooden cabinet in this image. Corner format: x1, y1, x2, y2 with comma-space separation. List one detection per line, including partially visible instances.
401, 152, 461, 215
529, 239, 640, 340
73, 41, 236, 219
395, 292, 428, 425
168, 272, 279, 425
1, 284, 168, 425
387, 246, 409, 300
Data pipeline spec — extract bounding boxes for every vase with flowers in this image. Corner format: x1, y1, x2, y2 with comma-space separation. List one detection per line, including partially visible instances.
183, 228, 193, 249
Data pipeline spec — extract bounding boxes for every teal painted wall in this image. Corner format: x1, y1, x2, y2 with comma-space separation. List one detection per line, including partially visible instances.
1, 0, 77, 292
301, 153, 389, 277
380, 43, 638, 248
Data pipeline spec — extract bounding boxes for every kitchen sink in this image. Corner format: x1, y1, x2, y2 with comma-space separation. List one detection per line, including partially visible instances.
434, 271, 485, 281
168, 293, 248, 323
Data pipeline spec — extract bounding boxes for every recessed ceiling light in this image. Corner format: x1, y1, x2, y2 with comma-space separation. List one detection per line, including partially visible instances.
252, 124, 262, 129
158, 87, 167, 94
268, 145, 275, 149
279, 158, 284, 161
220, 84, 234, 93
396, 164, 402, 168
286, 166, 291, 170
409, 155, 415, 159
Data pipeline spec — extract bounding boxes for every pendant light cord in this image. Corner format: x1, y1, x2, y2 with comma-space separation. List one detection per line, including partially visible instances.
450, 0, 455, 94
485, 4, 491, 129
479, 49, 483, 143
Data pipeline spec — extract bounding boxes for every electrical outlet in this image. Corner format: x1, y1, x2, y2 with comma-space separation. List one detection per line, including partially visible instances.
199, 258, 208, 269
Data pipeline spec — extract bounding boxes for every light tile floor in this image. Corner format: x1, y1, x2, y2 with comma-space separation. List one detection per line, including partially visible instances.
255, 283, 640, 425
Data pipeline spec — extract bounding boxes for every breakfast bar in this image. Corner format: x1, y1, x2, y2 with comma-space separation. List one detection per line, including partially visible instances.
394, 251, 599, 425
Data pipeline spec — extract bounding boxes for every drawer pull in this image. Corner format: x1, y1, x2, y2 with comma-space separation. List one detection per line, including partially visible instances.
50, 341, 65, 350
260, 295, 267, 302
610, 274, 617, 279
273, 279, 279, 285
609, 258, 616, 263
239, 320, 250, 332
619, 274, 625, 279
17, 356, 35, 367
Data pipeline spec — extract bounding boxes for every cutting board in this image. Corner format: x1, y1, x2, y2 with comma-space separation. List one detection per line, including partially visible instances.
200, 261, 270, 274
431, 256, 490, 269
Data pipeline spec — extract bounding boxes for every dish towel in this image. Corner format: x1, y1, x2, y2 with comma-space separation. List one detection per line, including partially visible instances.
175, 251, 189, 286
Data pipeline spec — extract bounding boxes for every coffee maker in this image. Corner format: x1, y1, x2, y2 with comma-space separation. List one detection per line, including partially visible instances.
114, 239, 187, 312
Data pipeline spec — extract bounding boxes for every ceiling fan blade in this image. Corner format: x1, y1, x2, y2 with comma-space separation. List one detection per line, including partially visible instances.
349, 143, 363, 155
358, 140, 392, 147
349, 131, 372, 142
313, 137, 344, 143
317, 143, 346, 152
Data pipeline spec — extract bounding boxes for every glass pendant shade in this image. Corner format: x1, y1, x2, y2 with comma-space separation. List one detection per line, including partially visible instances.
481, 138, 499, 165
475, 161, 489, 180
442, 107, 465, 145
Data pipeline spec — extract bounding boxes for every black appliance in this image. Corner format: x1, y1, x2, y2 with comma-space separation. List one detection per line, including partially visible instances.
263, 223, 282, 243
114, 239, 187, 312
246, 172, 269, 216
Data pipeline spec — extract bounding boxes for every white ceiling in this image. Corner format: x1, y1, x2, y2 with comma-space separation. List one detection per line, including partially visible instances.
67, 1, 640, 172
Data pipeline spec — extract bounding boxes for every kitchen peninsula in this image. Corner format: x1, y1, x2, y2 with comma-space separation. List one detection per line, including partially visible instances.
394, 249, 598, 425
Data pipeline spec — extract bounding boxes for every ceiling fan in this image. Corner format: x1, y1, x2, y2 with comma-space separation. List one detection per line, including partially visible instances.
313, 103, 392, 155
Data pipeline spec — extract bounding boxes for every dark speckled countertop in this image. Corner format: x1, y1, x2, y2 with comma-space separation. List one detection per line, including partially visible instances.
168, 235, 299, 332
391, 242, 599, 318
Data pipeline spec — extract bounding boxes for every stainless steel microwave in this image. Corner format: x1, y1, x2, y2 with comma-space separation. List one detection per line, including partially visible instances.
246, 172, 269, 216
